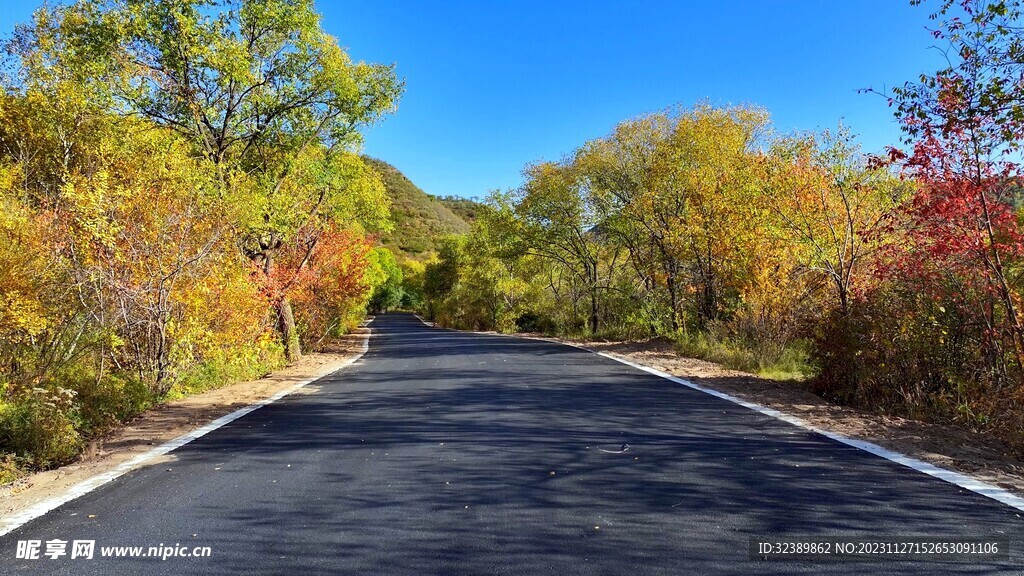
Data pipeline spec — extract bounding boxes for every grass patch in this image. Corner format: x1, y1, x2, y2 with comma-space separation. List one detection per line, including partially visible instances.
673, 330, 814, 381
0, 454, 25, 485
166, 354, 285, 401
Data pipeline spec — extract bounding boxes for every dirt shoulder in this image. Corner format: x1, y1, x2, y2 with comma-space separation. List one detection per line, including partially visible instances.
1, 329, 369, 519
535, 335, 1024, 498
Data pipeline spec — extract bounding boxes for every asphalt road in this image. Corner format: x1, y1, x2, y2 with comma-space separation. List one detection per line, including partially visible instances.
2, 312, 1023, 575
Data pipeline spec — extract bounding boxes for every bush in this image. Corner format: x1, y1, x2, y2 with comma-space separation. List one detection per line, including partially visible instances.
515, 311, 556, 334
0, 387, 82, 468
168, 340, 285, 400
0, 454, 24, 484
0, 330, 287, 481
674, 323, 813, 380
71, 370, 154, 434
810, 287, 1003, 428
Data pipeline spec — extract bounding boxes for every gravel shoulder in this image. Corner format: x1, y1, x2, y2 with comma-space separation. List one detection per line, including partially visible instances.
0, 329, 368, 520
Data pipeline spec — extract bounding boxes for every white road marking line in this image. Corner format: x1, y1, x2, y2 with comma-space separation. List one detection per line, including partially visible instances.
598, 352, 1024, 513
411, 315, 1024, 513
0, 325, 372, 537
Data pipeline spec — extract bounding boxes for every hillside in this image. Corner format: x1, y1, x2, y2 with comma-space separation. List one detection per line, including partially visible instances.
362, 157, 477, 259
436, 195, 484, 224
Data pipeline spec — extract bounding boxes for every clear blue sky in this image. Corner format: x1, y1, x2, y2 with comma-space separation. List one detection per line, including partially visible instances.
1, 1, 945, 199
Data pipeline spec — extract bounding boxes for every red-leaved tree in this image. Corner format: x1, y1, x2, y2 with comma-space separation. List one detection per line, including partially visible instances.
887, 0, 1024, 376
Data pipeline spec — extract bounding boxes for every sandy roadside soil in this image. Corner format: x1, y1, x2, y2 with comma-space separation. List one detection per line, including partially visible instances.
534, 335, 1024, 498
0, 329, 369, 519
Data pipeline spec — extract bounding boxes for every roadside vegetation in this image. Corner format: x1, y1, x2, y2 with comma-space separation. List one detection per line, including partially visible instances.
0, 0, 404, 480
415, 0, 1024, 454
6, 0, 1024, 484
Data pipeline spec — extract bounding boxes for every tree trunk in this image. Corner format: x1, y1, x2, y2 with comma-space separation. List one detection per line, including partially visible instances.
835, 276, 849, 317
278, 297, 301, 362
697, 279, 716, 329
666, 271, 680, 331
258, 246, 301, 363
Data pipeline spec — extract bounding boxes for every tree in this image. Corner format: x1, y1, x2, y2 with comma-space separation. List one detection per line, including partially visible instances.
423, 236, 464, 322
0, 0, 399, 471
367, 247, 404, 313
513, 161, 605, 334
287, 225, 374, 347
577, 113, 678, 330
888, 0, 1024, 374
398, 259, 426, 310
10, 0, 402, 360
89, 128, 228, 391
580, 105, 770, 329
0, 169, 77, 391
764, 127, 908, 315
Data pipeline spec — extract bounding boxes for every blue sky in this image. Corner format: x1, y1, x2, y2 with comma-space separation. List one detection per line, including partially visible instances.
0, 1, 945, 199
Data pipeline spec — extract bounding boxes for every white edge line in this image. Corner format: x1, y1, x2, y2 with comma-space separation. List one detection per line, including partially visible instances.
413, 315, 1024, 513
0, 324, 372, 537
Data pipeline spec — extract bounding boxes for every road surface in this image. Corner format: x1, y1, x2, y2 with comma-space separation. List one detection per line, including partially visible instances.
2, 313, 1022, 574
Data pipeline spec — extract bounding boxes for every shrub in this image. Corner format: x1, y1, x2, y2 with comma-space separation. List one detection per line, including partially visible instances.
0, 387, 82, 468
674, 322, 813, 381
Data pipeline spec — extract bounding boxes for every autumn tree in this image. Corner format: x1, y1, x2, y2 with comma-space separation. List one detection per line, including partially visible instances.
0, 1, 398, 470
889, 0, 1024, 375
765, 127, 908, 315
398, 259, 426, 310
509, 161, 607, 334
12, 0, 403, 360
580, 105, 770, 330
367, 247, 404, 314
287, 226, 375, 347
577, 113, 678, 330
0, 167, 77, 392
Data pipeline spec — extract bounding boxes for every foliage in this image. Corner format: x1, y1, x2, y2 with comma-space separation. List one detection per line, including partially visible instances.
287, 226, 376, 347
398, 259, 426, 309
8, 0, 403, 361
817, 0, 1024, 442
0, 0, 398, 475
764, 127, 910, 314
367, 247, 405, 313
417, 89, 1024, 453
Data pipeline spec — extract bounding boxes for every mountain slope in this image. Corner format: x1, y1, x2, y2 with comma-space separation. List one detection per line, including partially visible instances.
363, 157, 475, 259
436, 195, 484, 225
